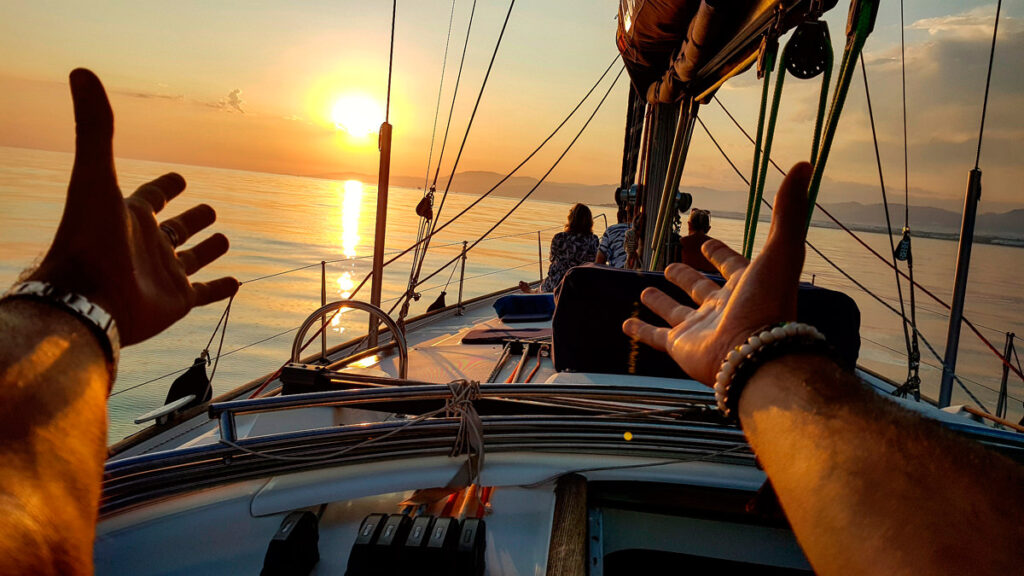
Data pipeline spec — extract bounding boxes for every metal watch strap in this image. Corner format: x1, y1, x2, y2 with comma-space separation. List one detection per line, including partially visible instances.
2, 281, 120, 384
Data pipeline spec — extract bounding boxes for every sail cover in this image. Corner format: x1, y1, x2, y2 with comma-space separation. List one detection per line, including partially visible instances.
617, 0, 838, 102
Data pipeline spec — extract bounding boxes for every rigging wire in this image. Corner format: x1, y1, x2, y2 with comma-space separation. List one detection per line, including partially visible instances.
385, 0, 397, 122
695, 119, 991, 413
975, 0, 1003, 169
413, 0, 459, 278
423, 0, 458, 195
348, 56, 620, 302
862, 54, 919, 398
414, 65, 625, 289
410, 0, 517, 302
860, 56, 910, 354
713, 94, 1024, 385
896, 0, 922, 399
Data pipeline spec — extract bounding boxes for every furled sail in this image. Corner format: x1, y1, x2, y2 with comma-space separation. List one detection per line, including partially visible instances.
617, 0, 838, 102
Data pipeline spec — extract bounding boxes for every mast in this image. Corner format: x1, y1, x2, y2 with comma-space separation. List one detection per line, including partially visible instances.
369, 0, 397, 347
939, 0, 1003, 407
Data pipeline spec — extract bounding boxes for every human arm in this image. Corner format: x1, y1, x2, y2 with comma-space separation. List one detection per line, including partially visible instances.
0, 69, 238, 574
623, 162, 1024, 575
596, 230, 610, 264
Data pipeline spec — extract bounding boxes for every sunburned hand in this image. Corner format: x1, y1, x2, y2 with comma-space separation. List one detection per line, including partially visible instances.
27, 69, 238, 346
622, 162, 811, 385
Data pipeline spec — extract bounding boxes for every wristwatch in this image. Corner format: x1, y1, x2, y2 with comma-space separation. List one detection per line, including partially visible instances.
2, 281, 120, 384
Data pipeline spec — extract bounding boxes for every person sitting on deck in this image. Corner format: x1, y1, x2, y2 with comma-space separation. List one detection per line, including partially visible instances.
624, 210, 643, 269
596, 205, 631, 268
519, 203, 599, 294
678, 208, 716, 273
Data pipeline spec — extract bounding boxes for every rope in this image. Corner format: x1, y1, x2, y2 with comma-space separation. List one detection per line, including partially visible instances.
221, 379, 484, 473
206, 295, 233, 384
975, 0, 1004, 169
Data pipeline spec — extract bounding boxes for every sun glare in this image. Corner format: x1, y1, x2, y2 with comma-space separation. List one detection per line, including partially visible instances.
331, 94, 383, 137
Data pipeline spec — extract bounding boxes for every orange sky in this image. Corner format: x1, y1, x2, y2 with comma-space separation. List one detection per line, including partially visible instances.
1, 1, 1022, 210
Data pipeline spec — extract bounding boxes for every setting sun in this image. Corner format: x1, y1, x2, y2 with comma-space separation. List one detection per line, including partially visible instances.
331, 94, 384, 137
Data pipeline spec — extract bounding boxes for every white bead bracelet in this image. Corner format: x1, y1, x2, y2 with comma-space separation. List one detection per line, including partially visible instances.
714, 322, 826, 421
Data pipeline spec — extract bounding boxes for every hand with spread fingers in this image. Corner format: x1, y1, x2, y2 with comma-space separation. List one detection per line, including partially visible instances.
622, 162, 811, 385
27, 68, 238, 346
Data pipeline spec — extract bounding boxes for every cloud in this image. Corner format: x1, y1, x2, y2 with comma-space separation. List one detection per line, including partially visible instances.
909, 5, 1023, 41
119, 90, 184, 102
219, 88, 245, 113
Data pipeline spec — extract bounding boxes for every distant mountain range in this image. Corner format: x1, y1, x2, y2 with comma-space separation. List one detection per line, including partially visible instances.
309, 169, 1024, 245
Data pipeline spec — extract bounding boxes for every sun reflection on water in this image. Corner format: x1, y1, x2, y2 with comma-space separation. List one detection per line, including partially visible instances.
331, 180, 364, 335
341, 180, 363, 258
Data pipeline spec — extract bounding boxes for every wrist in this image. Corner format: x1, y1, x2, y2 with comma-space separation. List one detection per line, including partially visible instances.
737, 353, 848, 425
2, 281, 119, 386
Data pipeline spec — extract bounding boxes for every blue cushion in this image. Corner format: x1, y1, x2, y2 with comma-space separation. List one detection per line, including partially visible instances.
493, 294, 556, 323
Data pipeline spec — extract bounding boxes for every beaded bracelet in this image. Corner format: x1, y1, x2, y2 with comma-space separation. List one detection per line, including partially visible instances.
714, 322, 829, 421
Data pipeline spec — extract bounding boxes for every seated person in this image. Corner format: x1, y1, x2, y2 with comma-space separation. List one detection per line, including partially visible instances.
519, 203, 599, 293
596, 206, 630, 268
678, 208, 716, 273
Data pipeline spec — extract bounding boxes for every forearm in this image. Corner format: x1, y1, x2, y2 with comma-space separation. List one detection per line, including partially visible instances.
0, 299, 109, 574
739, 354, 1024, 575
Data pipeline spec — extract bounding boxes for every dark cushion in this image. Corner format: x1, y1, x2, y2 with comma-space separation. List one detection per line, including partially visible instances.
462, 327, 552, 345
493, 293, 556, 323
551, 265, 860, 378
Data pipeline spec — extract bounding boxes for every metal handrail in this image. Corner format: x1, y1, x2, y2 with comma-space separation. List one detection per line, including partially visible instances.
290, 300, 408, 378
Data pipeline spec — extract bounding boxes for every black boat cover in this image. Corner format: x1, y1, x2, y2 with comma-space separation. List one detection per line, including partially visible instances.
551, 264, 860, 379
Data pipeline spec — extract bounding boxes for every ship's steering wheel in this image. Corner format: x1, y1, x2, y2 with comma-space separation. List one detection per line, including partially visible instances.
290, 300, 409, 379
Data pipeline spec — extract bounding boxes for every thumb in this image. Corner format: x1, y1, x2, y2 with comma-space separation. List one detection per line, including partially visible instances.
68, 68, 117, 199
766, 162, 811, 252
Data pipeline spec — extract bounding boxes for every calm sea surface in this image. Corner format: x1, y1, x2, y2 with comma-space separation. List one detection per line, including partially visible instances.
2, 146, 1022, 441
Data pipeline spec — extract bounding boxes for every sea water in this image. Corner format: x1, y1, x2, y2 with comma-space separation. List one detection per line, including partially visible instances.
1, 146, 1022, 441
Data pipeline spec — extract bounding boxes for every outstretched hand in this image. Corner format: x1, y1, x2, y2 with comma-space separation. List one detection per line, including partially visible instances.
623, 163, 812, 385
27, 69, 238, 346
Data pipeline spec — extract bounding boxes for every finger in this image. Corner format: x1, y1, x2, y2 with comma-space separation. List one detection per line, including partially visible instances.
640, 287, 694, 326
130, 173, 187, 214
701, 239, 748, 280
192, 276, 240, 307
178, 233, 229, 275
160, 202, 215, 246
766, 162, 811, 252
665, 263, 719, 305
68, 69, 116, 200
622, 318, 669, 352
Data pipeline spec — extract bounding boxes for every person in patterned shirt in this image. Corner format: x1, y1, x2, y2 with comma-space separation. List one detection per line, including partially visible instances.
520, 203, 599, 293
596, 206, 631, 268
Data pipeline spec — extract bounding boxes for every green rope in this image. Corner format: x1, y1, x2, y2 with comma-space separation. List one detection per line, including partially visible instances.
743, 26, 834, 259
806, 0, 879, 229
745, 54, 787, 258
742, 43, 776, 257
809, 44, 833, 164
